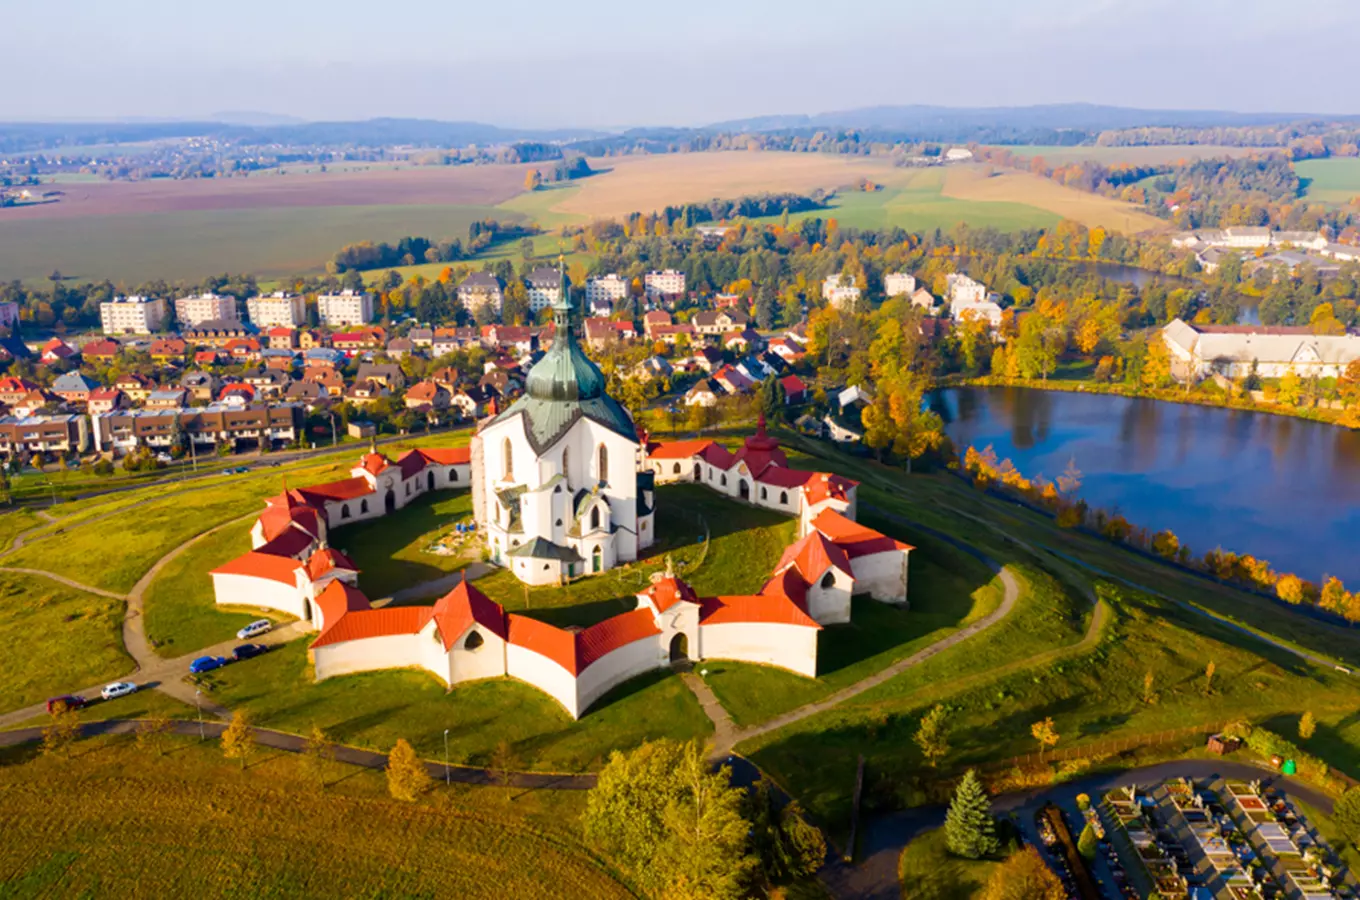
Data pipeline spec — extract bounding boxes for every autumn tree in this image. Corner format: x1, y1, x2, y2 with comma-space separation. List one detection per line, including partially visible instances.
43, 704, 81, 757
1310, 302, 1346, 335
860, 373, 944, 472
944, 770, 1000, 859
1031, 717, 1059, 759
302, 724, 335, 789
1203, 660, 1216, 696
914, 705, 951, 768
1151, 529, 1180, 560
980, 846, 1064, 900
220, 710, 254, 769
135, 715, 172, 757
524, 169, 542, 191
1014, 306, 1065, 381
584, 739, 755, 900
386, 738, 433, 802
1299, 711, 1317, 740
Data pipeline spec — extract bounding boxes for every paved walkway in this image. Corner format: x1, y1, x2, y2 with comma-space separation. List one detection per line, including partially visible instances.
0, 718, 597, 790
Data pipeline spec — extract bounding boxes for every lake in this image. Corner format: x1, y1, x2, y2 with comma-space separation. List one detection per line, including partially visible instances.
932, 386, 1360, 584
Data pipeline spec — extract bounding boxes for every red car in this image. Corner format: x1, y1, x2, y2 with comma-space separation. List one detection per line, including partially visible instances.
46, 695, 86, 714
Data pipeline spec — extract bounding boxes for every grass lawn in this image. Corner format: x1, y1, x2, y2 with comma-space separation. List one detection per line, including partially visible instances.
141, 517, 271, 657
4, 456, 369, 593
898, 827, 1000, 900
0, 573, 132, 713
1297, 158, 1360, 205
0, 508, 41, 552
702, 527, 1006, 727
0, 735, 631, 899
336, 489, 475, 598
201, 640, 711, 772
468, 482, 797, 628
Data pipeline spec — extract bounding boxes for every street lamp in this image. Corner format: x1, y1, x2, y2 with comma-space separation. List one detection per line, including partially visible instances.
443, 728, 450, 785
194, 688, 204, 741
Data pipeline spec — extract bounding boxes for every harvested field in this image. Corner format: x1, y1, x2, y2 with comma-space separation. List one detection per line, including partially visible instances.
0, 164, 530, 220
554, 151, 899, 217
943, 165, 1167, 233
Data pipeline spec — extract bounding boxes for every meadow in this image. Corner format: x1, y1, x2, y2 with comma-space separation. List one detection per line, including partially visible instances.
0, 735, 633, 899
1296, 157, 1360, 204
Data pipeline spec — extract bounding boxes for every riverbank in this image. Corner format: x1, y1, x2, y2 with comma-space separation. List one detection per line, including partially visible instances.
952, 373, 1357, 430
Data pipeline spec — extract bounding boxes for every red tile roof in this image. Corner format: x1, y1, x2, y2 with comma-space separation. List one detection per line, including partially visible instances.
776, 530, 853, 583
640, 576, 699, 613
507, 614, 580, 675
577, 608, 662, 670
210, 551, 300, 586
431, 580, 507, 649
257, 495, 324, 542
296, 477, 375, 502
802, 472, 858, 506
305, 547, 358, 581
810, 508, 914, 558
360, 452, 391, 475
647, 439, 715, 461
759, 566, 810, 609
698, 443, 736, 468
310, 607, 432, 648
406, 446, 471, 466
699, 594, 820, 628
753, 465, 814, 488
255, 526, 317, 559
312, 580, 372, 633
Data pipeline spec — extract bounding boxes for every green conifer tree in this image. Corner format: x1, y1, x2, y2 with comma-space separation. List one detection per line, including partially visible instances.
945, 769, 1000, 859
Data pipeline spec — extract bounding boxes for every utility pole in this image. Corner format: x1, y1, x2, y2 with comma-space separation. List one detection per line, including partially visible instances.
443, 728, 450, 785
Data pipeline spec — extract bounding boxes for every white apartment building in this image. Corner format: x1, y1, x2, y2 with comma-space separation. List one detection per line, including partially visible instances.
945, 273, 988, 305
884, 272, 917, 297
174, 293, 239, 328
586, 274, 630, 309
822, 273, 862, 310
644, 269, 686, 299
101, 295, 169, 335
525, 267, 562, 313
247, 292, 307, 328
316, 290, 375, 327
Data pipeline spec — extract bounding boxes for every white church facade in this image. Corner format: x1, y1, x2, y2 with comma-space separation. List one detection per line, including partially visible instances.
205, 270, 914, 719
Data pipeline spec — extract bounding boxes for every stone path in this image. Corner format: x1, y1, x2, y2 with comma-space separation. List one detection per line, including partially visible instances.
0, 718, 597, 791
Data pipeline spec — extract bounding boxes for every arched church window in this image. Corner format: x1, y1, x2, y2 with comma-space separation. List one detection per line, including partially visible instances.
672, 463, 681, 474
779, 491, 788, 505
340, 504, 350, 519
464, 630, 484, 651
449, 469, 458, 482
502, 437, 514, 480
821, 571, 835, 589
562, 446, 570, 487
760, 487, 768, 500
590, 506, 601, 530
360, 499, 369, 514
597, 443, 608, 483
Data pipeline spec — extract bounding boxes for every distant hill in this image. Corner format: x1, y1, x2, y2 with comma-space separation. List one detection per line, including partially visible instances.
706, 103, 1360, 143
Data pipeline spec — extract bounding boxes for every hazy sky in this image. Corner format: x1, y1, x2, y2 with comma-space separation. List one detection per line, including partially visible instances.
3, 0, 1357, 126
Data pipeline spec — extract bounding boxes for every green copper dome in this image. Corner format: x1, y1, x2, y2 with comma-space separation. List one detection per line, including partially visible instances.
490, 266, 637, 454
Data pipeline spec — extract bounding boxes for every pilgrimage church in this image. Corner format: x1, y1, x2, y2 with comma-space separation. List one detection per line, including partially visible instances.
208, 269, 916, 718
470, 271, 654, 584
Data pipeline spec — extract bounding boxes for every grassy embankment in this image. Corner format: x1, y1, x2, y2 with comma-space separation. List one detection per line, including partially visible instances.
0, 735, 633, 899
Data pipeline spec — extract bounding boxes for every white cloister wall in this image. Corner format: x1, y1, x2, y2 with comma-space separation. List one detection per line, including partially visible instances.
698, 622, 818, 678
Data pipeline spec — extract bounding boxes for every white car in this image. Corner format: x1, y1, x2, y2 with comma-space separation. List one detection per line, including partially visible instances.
237, 619, 271, 640
100, 681, 138, 701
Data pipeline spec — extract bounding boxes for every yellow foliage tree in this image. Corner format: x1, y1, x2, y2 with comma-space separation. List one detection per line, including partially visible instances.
387, 738, 433, 802
980, 847, 1065, 900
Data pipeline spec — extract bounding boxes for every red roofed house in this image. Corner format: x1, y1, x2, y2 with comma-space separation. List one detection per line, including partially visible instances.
780, 374, 808, 405
87, 388, 129, 415
40, 338, 79, 364
225, 337, 262, 361
81, 339, 121, 361
0, 377, 40, 405
150, 338, 188, 361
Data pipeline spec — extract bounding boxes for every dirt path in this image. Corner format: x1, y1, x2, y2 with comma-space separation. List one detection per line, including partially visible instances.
0, 566, 125, 600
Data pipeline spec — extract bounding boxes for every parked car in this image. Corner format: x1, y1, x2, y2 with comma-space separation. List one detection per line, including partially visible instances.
232, 643, 268, 661
46, 695, 86, 713
237, 619, 271, 640
189, 655, 227, 674
100, 682, 138, 701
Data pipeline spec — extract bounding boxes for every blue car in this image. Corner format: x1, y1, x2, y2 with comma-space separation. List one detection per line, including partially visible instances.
189, 655, 227, 674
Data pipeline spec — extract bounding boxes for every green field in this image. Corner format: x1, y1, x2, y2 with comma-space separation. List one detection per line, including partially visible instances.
1297, 158, 1360, 204
898, 827, 1001, 899
0, 735, 632, 899
0, 572, 131, 710
200, 641, 711, 772
749, 167, 1061, 233
0, 203, 523, 285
